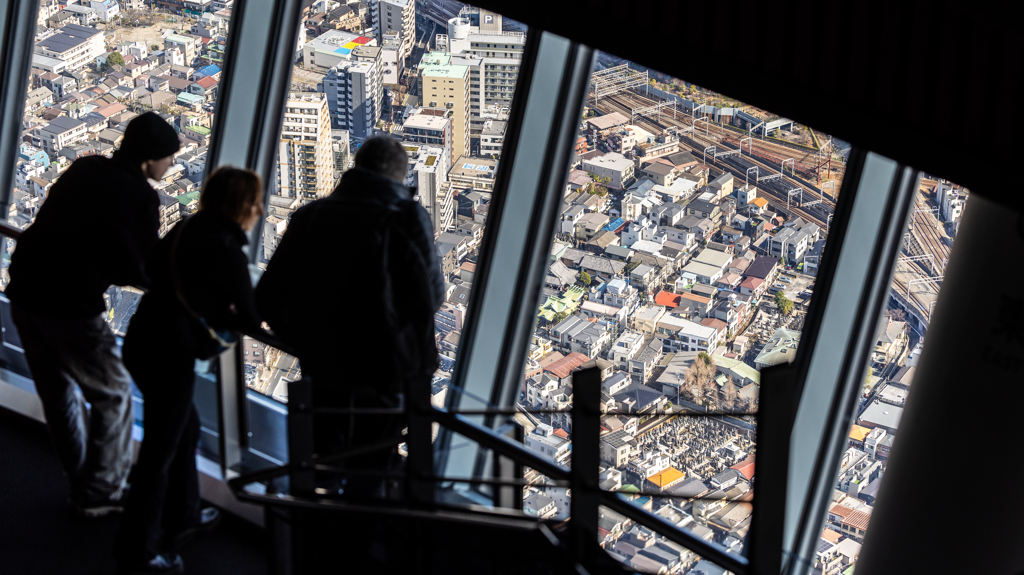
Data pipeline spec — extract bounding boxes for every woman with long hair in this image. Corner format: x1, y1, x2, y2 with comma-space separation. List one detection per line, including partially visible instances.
115, 167, 264, 575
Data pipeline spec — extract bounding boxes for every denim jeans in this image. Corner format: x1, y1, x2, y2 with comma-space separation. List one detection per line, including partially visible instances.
11, 304, 134, 502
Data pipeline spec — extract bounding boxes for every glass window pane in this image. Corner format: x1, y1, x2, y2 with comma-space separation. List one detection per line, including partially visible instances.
819, 176, 963, 571
2, 4, 237, 338
251, 2, 525, 402
0, 1, 238, 460
521, 51, 849, 566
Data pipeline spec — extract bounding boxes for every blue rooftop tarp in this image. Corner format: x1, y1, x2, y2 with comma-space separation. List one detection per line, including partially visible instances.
602, 217, 625, 232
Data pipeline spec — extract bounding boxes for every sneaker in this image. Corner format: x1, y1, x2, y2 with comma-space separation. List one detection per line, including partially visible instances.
73, 491, 128, 518
173, 506, 221, 547
116, 554, 184, 575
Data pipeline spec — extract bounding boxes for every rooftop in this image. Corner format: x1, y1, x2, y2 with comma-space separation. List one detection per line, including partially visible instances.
421, 62, 470, 79
37, 24, 101, 53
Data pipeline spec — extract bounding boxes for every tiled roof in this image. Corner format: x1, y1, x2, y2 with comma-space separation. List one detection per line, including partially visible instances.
842, 510, 871, 531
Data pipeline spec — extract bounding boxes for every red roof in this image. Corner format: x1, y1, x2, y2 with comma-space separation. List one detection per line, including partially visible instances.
700, 318, 728, 333
821, 529, 842, 544
544, 352, 591, 380
95, 102, 127, 118
829, 504, 854, 519
843, 510, 871, 531
196, 76, 218, 89
654, 291, 681, 308
739, 277, 764, 289
553, 428, 569, 438
678, 292, 711, 305
729, 455, 755, 480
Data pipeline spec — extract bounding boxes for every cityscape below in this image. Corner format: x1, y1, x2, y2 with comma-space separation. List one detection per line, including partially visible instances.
0, 0, 967, 573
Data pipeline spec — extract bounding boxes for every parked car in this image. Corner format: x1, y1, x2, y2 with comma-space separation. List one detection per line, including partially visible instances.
779, 276, 792, 283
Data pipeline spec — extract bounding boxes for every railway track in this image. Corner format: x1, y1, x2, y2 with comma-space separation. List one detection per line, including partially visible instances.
606, 91, 847, 182
595, 94, 836, 231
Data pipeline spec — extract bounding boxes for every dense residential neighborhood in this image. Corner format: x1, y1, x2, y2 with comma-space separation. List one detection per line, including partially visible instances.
0, 0, 965, 572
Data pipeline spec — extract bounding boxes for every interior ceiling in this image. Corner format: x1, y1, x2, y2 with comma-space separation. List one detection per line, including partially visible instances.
471, 0, 1023, 213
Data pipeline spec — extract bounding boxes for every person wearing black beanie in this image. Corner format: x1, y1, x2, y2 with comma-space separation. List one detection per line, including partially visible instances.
6, 112, 181, 522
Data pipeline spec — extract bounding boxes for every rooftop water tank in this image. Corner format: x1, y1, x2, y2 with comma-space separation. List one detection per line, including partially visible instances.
448, 18, 470, 40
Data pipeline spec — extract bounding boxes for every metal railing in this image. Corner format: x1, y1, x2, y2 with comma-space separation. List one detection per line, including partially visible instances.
0, 221, 765, 573
227, 365, 753, 574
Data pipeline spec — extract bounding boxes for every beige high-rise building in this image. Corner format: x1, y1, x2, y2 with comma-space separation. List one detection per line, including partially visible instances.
420, 57, 470, 159
276, 93, 333, 201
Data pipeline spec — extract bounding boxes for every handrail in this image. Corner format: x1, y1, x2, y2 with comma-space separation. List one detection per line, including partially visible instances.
0, 216, 754, 572
0, 220, 300, 358
229, 367, 753, 575
240, 326, 299, 357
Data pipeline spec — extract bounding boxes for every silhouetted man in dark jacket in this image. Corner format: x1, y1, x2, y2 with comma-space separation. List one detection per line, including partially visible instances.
7, 112, 180, 517
255, 136, 444, 477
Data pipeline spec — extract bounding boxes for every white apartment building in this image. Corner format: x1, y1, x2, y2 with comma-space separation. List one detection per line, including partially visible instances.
375, 0, 414, 61
525, 424, 571, 465
117, 41, 149, 61
436, 8, 525, 135
262, 215, 287, 261
163, 34, 199, 65
379, 31, 404, 85
404, 143, 454, 234
582, 152, 635, 189
330, 129, 351, 179
34, 117, 88, 156
480, 119, 506, 157
658, 316, 720, 354
319, 41, 383, 139
402, 108, 453, 176
37, 0, 62, 25
611, 330, 646, 369
603, 278, 640, 314
276, 93, 333, 201
34, 24, 104, 72
62, 5, 99, 25
936, 181, 965, 223
88, 0, 120, 22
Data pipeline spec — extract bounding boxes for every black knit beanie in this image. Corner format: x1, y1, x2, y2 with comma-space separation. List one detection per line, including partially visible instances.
118, 112, 181, 162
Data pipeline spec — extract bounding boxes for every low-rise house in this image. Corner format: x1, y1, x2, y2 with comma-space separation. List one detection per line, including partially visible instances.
754, 327, 801, 369
581, 151, 635, 189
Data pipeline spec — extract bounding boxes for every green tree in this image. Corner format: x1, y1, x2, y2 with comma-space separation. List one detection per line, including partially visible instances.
579, 271, 592, 286
774, 291, 793, 316
106, 51, 125, 68
550, 310, 568, 325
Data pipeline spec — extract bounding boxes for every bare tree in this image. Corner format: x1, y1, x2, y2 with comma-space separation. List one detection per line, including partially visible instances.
694, 352, 717, 406
722, 375, 738, 412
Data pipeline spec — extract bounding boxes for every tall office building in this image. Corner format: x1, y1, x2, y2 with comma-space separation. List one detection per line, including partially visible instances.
419, 54, 470, 159
435, 8, 525, 135
321, 43, 383, 140
404, 142, 453, 235
276, 93, 333, 201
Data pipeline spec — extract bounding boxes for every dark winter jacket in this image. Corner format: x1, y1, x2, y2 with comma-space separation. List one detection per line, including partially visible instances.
126, 210, 261, 355
255, 167, 444, 399
7, 155, 160, 318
